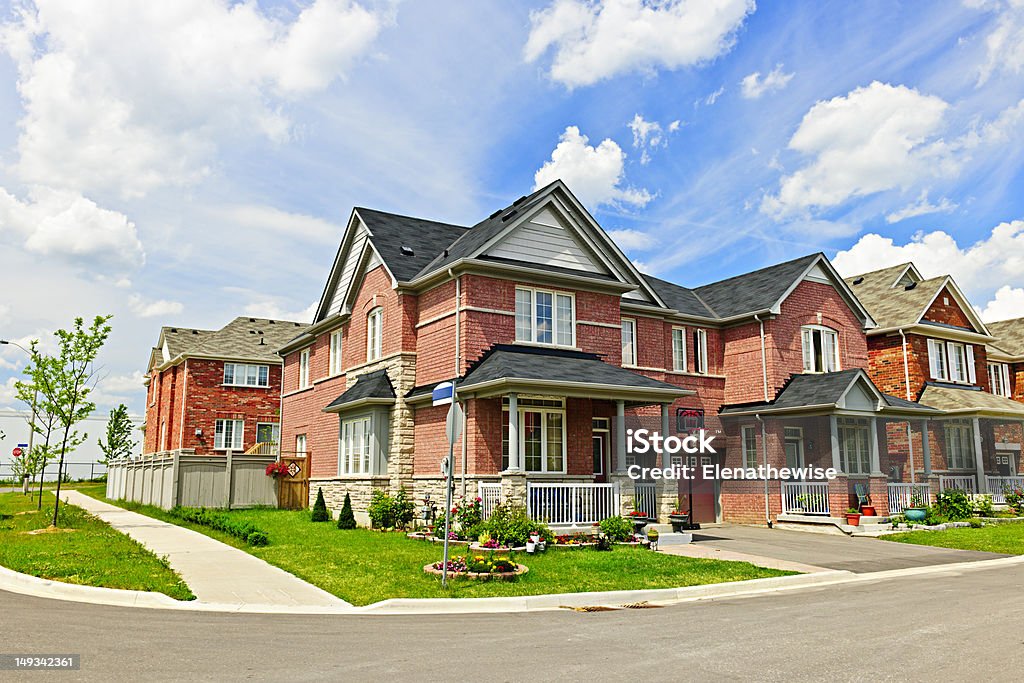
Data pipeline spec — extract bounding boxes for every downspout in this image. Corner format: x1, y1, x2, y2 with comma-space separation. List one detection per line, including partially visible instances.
899, 328, 915, 484
177, 359, 188, 452
898, 329, 911, 401
756, 414, 772, 528
449, 268, 467, 499
754, 314, 768, 402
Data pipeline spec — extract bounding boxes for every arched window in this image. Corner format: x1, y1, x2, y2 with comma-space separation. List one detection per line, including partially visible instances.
367, 307, 383, 361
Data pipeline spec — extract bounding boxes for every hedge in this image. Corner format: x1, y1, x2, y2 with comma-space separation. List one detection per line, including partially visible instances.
168, 506, 270, 547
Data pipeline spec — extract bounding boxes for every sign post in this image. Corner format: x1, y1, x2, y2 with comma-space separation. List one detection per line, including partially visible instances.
439, 383, 463, 588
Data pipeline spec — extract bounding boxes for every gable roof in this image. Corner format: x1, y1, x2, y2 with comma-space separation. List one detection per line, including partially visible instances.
159, 326, 212, 358
692, 254, 821, 318
986, 318, 1024, 358
641, 275, 717, 319
151, 318, 308, 370
354, 208, 469, 283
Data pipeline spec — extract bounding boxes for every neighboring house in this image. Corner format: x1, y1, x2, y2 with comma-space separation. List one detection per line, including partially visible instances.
143, 317, 308, 456
985, 318, 1024, 404
846, 264, 1024, 504
278, 180, 925, 526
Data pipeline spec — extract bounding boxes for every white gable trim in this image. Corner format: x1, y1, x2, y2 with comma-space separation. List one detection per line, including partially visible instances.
337, 239, 391, 317
484, 204, 612, 275
890, 263, 923, 288
314, 211, 396, 323
772, 254, 877, 329
837, 371, 885, 411
916, 276, 991, 336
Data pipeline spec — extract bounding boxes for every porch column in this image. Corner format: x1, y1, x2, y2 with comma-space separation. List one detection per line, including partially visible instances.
661, 404, 671, 468
906, 422, 916, 485
615, 400, 626, 472
869, 417, 883, 476
973, 417, 986, 493
506, 392, 520, 472
829, 415, 841, 472
921, 420, 932, 476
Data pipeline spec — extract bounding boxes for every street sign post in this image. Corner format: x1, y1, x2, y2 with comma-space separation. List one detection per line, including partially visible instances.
440, 389, 463, 587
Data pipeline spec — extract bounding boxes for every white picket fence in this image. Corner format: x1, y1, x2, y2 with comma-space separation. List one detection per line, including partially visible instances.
527, 482, 620, 525
939, 475, 977, 495
887, 483, 931, 514
987, 476, 1024, 504
780, 481, 830, 515
478, 482, 502, 519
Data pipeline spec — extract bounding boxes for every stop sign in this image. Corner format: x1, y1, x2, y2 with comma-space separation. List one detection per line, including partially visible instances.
12, 447, 23, 457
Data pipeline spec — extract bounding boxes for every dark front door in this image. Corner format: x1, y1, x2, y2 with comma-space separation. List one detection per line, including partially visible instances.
682, 455, 717, 524
592, 434, 607, 483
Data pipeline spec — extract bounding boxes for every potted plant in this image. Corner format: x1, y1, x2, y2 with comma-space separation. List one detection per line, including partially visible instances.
845, 508, 861, 526
627, 509, 649, 534
860, 504, 877, 517
668, 508, 690, 533
904, 494, 927, 522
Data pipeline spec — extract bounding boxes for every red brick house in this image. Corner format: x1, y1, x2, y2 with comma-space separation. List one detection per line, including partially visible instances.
845, 264, 1024, 508
278, 180, 938, 526
143, 317, 308, 456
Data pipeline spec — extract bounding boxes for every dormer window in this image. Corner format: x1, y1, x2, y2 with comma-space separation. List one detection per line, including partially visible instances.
801, 326, 839, 374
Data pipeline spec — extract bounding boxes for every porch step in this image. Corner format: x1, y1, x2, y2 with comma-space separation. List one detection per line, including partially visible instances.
655, 532, 693, 545
776, 513, 893, 536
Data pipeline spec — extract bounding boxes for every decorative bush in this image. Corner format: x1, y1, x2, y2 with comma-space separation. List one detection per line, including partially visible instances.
246, 531, 269, 546
599, 515, 634, 542
368, 487, 417, 529
311, 488, 330, 522
935, 488, 972, 520
483, 502, 535, 547
1003, 486, 1024, 514
337, 493, 356, 529
975, 494, 995, 518
168, 506, 270, 547
594, 534, 613, 551
441, 554, 517, 574
393, 487, 416, 529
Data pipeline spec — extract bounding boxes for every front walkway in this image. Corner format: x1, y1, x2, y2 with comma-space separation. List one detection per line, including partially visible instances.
60, 491, 349, 607
688, 524, 1009, 573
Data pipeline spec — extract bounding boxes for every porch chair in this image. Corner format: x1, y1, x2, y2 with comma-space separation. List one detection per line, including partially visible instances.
853, 483, 871, 512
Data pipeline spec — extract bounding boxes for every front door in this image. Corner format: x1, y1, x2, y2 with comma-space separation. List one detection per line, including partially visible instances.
592, 418, 609, 483
996, 452, 1015, 476
784, 427, 804, 472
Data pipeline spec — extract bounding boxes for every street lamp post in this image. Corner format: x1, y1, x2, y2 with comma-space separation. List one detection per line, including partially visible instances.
1, 340, 39, 495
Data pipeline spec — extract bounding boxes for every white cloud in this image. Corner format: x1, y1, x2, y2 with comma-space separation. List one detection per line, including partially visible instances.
91, 371, 147, 409
701, 85, 725, 106
885, 190, 958, 223
608, 228, 657, 251
0, 186, 144, 271
241, 299, 318, 324
128, 295, 184, 319
973, 0, 1024, 85
534, 126, 652, 208
980, 285, 1024, 321
627, 114, 681, 164
740, 64, 794, 98
0, 0, 385, 198
762, 82, 955, 216
0, 377, 20, 409
833, 220, 1024, 314
523, 0, 755, 88
213, 204, 344, 244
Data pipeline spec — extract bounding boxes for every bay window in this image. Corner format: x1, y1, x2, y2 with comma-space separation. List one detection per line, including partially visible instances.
672, 327, 687, 372
514, 287, 574, 346
339, 416, 372, 475
501, 398, 566, 473
621, 318, 637, 366
214, 419, 244, 451
801, 326, 839, 373
837, 417, 870, 474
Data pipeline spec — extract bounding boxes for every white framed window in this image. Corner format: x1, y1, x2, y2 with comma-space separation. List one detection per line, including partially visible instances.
801, 326, 839, 373
621, 318, 637, 366
339, 416, 372, 475
329, 329, 344, 376
693, 328, 708, 374
741, 426, 758, 469
514, 287, 575, 347
671, 327, 687, 372
501, 398, 566, 473
299, 349, 310, 389
223, 362, 270, 387
944, 419, 974, 469
367, 307, 383, 361
837, 417, 870, 474
927, 339, 947, 381
295, 434, 307, 456
159, 420, 167, 452
989, 363, 1012, 398
929, 340, 975, 384
215, 419, 244, 451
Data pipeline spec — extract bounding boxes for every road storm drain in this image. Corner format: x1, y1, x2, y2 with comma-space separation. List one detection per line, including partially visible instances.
560, 601, 663, 612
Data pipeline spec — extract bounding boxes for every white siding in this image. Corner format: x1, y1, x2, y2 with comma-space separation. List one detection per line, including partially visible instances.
486, 208, 610, 275
803, 262, 831, 283
327, 221, 382, 316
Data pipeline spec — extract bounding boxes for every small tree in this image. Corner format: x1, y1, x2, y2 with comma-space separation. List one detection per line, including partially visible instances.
311, 487, 330, 522
97, 404, 137, 465
16, 351, 67, 509
337, 493, 356, 529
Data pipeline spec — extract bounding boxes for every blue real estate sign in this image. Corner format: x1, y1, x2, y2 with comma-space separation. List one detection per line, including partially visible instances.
431, 381, 454, 406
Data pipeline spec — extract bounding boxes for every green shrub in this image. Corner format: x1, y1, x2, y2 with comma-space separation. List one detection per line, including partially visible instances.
1003, 486, 1024, 514
246, 531, 269, 546
168, 506, 270, 546
483, 503, 535, 547
337, 493, 356, 529
393, 487, 415, 529
935, 488, 972, 520
968, 519, 984, 529
975, 494, 995, 518
311, 488, 330, 522
367, 490, 394, 528
599, 515, 634, 542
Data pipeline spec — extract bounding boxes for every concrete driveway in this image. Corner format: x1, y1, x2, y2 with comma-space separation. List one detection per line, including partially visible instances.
690, 524, 1009, 573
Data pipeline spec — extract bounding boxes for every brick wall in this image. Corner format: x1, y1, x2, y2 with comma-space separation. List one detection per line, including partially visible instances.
922, 286, 974, 329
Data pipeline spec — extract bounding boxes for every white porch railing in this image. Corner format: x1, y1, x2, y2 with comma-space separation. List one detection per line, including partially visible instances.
939, 475, 976, 495
527, 482, 620, 525
478, 482, 502, 520
634, 482, 658, 519
888, 483, 931, 514
986, 476, 1024, 504
780, 481, 830, 516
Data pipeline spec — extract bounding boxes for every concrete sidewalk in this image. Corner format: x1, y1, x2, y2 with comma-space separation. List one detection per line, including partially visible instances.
59, 490, 350, 608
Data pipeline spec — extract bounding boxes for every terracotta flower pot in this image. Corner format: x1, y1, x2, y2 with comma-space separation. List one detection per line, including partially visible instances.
861, 505, 876, 517
846, 513, 861, 526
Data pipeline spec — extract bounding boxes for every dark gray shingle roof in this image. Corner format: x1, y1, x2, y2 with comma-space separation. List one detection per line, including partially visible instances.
355, 208, 469, 283
692, 254, 820, 318
642, 274, 717, 318
324, 369, 395, 411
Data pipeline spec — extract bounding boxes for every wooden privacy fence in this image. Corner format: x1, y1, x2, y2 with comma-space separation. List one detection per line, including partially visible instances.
105, 450, 278, 510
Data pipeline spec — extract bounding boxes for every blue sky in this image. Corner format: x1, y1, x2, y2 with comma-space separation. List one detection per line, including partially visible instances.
1, 0, 1024, 417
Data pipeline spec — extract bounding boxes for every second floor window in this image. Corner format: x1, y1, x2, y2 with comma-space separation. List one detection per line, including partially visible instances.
621, 318, 637, 366
693, 328, 708, 374
515, 287, 574, 346
299, 349, 310, 389
367, 307, 383, 361
801, 326, 838, 374
989, 362, 1011, 397
671, 327, 687, 372
223, 363, 269, 387
928, 339, 975, 384
329, 329, 344, 376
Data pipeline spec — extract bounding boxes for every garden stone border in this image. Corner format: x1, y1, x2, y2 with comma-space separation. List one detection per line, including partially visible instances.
423, 563, 529, 582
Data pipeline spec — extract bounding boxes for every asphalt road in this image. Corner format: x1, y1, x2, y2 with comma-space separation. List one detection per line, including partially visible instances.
3, 562, 1023, 682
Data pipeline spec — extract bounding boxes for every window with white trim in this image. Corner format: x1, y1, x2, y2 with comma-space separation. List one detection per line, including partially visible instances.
514, 287, 574, 346
989, 362, 1012, 398
671, 327, 687, 372
299, 349, 310, 389
367, 307, 383, 361
329, 330, 344, 376
621, 318, 637, 366
944, 419, 974, 469
223, 362, 270, 387
295, 434, 307, 456
693, 328, 708, 374
741, 426, 758, 469
215, 419, 244, 451
801, 326, 839, 373
837, 417, 870, 474
927, 339, 948, 380
928, 339, 974, 384
339, 416, 372, 475
501, 398, 566, 473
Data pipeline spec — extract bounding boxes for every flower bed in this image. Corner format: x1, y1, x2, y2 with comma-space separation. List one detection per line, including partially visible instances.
469, 542, 527, 552
424, 554, 528, 581
406, 531, 471, 545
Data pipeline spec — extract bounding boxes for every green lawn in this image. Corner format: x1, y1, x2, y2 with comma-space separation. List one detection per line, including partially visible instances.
76, 485, 793, 606
0, 491, 194, 600
885, 522, 1024, 555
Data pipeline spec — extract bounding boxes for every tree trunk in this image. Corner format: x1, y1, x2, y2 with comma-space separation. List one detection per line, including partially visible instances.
51, 425, 72, 527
